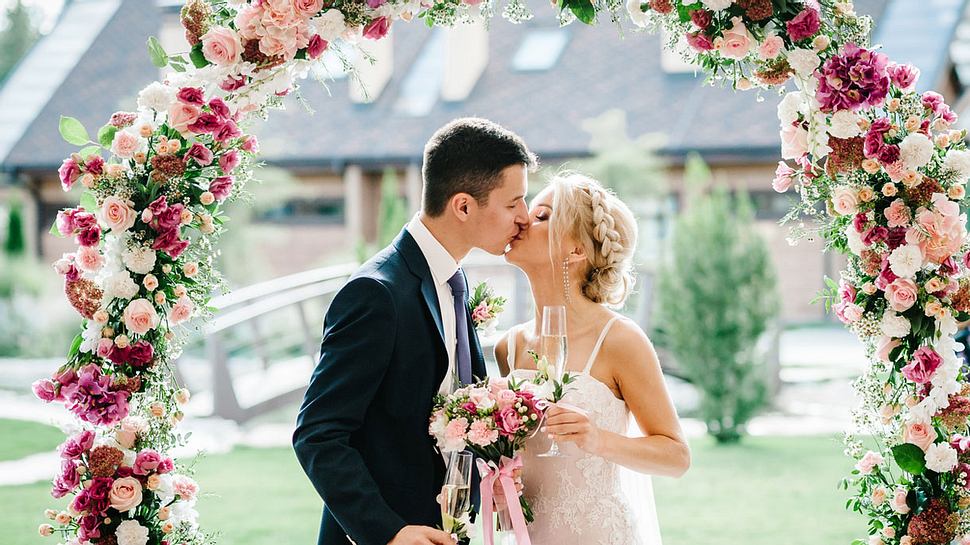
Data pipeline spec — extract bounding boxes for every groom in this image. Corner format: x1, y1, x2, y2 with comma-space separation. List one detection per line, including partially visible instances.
293, 118, 537, 545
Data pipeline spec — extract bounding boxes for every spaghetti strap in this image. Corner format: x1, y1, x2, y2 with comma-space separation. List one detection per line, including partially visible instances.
582, 316, 620, 374
506, 324, 519, 371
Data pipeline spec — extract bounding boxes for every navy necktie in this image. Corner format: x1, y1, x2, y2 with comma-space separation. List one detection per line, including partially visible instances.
447, 269, 473, 385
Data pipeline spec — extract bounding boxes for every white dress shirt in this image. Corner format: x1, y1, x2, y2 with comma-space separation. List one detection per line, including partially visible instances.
406, 214, 460, 395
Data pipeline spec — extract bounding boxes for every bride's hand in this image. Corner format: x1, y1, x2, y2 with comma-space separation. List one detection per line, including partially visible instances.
543, 405, 601, 454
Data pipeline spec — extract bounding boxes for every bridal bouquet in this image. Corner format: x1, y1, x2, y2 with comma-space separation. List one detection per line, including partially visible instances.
429, 377, 548, 543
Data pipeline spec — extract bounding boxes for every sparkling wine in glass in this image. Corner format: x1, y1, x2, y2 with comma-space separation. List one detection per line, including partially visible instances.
537, 305, 567, 458
441, 451, 472, 532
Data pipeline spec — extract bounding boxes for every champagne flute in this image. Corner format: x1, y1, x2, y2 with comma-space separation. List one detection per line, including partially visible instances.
440, 451, 473, 532
537, 305, 567, 458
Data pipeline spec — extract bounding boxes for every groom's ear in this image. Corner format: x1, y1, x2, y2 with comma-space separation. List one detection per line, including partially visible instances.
450, 193, 474, 222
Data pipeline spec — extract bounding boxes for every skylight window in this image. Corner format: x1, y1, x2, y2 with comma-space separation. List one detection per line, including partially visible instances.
511, 29, 568, 72
393, 29, 446, 116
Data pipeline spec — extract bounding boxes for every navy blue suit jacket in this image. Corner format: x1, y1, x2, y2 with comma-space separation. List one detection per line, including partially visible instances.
293, 229, 487, 545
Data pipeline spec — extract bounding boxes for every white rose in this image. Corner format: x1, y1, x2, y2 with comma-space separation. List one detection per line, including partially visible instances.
888, 244, 923, 279
700, 0, 732, 10
944, 149, 970, 182
136, 82, 176, 113
311, 9, 347, 42
845, 223, 865, 256
626, 0, 649, 27
115, 520, 149, 545
787, 48, 821, 77
828, 110, 862, 139
924, 443, 958, 473
899, 133, 934, 169
122, 246, 157, 275
777, 92, 804, 126
880, 311, 911, 338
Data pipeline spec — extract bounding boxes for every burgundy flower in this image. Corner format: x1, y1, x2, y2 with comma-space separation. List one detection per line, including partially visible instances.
78, 514, 102, 541
888, 62, 920, 90
73, 211, 97, 230
852, 213, 868, 233
106, 344, 131, 365
307, 35, 329, 59
58, 157, 81, 191
209, 175, 234, 201
862, 226, 889, 246
686, 32, 715, 52
689, 8, 712, 29
75, 225, 102, 247
786, 8, 820, 42
153, 203, 185, 231
148, 195, 168, 215
84, 154, 105, 175
214, 120, 242, 143
151, 228, 190, 259
177, 86, 206, 106
817, 44, 890, 113
886, 227, 907, 250
208, 97, 231, 119
128, 341, 155, 368
940, 256, 959, 276
877, 145, 900, 166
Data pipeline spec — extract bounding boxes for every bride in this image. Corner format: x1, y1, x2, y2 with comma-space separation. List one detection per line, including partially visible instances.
493, 173, 690, 545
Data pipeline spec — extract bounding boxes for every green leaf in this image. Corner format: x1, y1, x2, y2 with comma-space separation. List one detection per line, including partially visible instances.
68, 334, 83, 359
892, 443, 926, 475
171, 63, 187, 73
568, 0, 596, 24
78, 145, 100, 159
49, 219, 62, 237
147, 36, 168, 68
58, 116, 90, 146
189, 42, 210, 68
79, 191, 97, 212
97, 125, 117, 148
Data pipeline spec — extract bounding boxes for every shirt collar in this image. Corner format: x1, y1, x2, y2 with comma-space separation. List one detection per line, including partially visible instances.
406, 214, 460, 286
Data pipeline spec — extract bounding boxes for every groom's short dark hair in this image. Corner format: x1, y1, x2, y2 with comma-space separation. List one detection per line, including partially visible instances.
422, 118, 538, 217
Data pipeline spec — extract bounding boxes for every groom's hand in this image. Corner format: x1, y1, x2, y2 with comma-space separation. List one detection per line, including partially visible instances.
387, 525, 455, 545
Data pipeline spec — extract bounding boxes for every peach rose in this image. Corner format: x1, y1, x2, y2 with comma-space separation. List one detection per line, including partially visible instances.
950, 185, 966, 200
885, 278, 918, 312
200, 191, 215, 205
168, 296, 194, 325
182, 262, 199, 277
143, 274, 159, 291
856, 450, 884, 475
871, 485, 887, 507
924, 299, 945, 319
109, 477, 143, 513
75, 245, 104, 273
115, 334, 130, 348
719, 17, 754, 60
891, 488, 911, 514
202, 26, 242, 66
101, 196, 137, 233
294, 0, 324, 17
167, 103, 201, 134
858, 187, 875, 202
862, 159, 881, 174
832, 186, 859, 216
123, 299, 159, 335
904, 421, 936, 451
882, 183, 897, 197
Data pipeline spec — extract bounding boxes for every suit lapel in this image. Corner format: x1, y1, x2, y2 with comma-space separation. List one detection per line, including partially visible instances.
395, 229, 447, 354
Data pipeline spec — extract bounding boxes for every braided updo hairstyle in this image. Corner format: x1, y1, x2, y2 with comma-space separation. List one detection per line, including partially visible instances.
549, 173, 638, 307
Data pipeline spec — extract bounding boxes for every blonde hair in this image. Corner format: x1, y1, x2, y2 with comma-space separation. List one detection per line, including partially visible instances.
549, 173, 638, 307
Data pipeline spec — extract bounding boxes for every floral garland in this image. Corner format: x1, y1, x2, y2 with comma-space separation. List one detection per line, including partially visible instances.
29, 0, 970, 544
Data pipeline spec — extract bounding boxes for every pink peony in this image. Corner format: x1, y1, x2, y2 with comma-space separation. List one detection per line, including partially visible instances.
123, 299, 159, 336
885, 278, 918, 312
786, 8, 820, 42
201, 26, 242, 66
902, 346, 943, 384
772, 161, 795, 192
58, 157, 81, 191
884, 199, 911, 228
904, 421, 937, 452
363, 17, 391, 40
718, 17, 754, 60
109, 477, 143, 512
100, 196, 137, 233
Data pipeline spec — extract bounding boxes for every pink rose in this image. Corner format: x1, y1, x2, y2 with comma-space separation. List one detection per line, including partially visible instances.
123, 299, 159, 336
758, 35, 784, 60
168, 296, 194, 325
294, 0, 324, 17
718, 17, 754, 60
904, 421, 937, 452
109, 477, 143, 512
876, 337, 900, 363
218, 149, 239, 174
835, 302, 863, 324
891, 488, 911, 514
75, 245, 104, 273
172, 475, 199, 502
201, 26, 242, 66
855, 450, 884, 475
111, 131, 142, 159
496, 389, 517, 409
133, 449, 162, 476
884, 199, 911, 228
100, 196, 137, 233
686, 32, 715, 52
902, 346, 942, 384
772, 161, 795, 192
885, 278, 918, 312
780, 123, 808, 160
167, 103, 201, 134
494, 406, 522, 436
831, 186, 859, 216
58, 157, 81, 191
363, 17, 391, 40
786, 8, 820, 42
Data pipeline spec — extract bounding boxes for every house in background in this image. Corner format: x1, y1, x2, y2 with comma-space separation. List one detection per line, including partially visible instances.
0, 0, 966, 322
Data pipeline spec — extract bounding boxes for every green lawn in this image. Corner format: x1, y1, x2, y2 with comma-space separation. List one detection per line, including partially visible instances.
3, 434, 865, 545
0, 419, 65, 462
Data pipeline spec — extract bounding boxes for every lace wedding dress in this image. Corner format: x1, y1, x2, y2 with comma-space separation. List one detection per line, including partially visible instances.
506, 316, 663, 545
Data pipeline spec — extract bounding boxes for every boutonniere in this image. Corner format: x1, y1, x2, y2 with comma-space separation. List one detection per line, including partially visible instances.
468, 281, 506, 336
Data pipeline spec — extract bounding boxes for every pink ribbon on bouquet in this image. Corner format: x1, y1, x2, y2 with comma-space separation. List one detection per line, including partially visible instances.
477, 454, 531, 545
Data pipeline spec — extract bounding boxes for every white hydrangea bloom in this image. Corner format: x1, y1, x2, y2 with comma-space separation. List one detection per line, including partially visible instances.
925, 443, 958, 473
899, 133, 934, 169
880, 311, 911, 338
116, 520, 149, 545
828, 110, 862, 139
787, 48, 821, 78
136, 82, 176, 113
887, 244, 923, 278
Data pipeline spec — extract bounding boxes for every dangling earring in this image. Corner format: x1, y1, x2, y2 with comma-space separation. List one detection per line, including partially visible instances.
562, 258, 571, 304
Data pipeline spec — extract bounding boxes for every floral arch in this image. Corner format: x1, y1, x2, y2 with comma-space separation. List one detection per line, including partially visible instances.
31, 0, 970, 543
